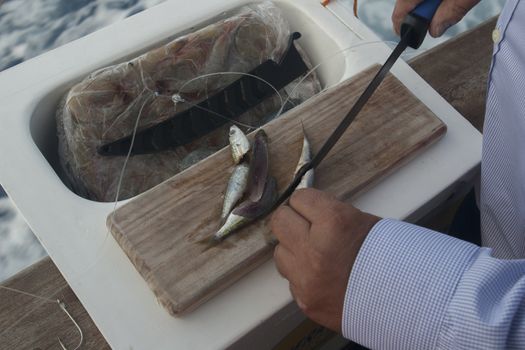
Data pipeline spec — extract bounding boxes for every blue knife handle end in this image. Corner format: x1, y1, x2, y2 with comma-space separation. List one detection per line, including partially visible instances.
411, 0, 442, 22
401, 0, 442, 49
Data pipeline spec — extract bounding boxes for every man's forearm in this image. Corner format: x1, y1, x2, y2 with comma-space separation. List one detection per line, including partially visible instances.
343, 219, 525, 349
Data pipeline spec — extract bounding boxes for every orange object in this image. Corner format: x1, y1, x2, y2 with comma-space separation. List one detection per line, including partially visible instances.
321, 0, 358, 18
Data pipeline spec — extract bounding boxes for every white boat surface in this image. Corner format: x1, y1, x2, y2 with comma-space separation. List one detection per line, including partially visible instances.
0, 0, 481, 348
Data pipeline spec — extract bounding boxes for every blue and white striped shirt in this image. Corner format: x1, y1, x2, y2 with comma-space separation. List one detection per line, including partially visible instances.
342, 1, 525, 348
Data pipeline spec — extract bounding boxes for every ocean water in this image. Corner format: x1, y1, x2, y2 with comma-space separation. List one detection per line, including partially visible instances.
0, 0, 505, 282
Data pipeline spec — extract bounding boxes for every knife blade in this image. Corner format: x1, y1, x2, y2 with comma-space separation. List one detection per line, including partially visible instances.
268, 0, 443, 212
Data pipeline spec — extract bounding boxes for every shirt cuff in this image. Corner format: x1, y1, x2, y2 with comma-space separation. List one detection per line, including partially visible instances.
342, 218, 481, 350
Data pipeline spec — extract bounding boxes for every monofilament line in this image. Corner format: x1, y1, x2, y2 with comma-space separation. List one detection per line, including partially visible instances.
176, 71, 286, 128
0, 285, 83, 349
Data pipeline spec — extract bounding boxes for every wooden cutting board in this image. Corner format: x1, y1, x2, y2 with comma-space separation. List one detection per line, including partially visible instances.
108, 66, 447, 316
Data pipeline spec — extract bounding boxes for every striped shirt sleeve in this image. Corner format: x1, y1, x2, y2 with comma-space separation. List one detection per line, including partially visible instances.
342, 218, 525, 349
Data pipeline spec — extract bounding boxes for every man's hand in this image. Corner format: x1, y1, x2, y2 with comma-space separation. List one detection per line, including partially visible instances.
270, 189, 380, 332
392, 0, 480, 38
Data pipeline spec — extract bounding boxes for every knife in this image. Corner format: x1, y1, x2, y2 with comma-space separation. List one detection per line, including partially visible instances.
269, 0, 443, 211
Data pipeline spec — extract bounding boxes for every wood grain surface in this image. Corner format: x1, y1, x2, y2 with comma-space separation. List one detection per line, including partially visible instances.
0, 257, 110, 349
410, 18, 495, 132
108, 65, 447, 316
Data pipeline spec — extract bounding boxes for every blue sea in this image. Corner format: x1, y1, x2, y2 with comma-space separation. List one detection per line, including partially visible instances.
0, 0, 505, 282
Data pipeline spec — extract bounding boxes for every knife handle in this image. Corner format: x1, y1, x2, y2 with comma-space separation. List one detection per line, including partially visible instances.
411, 0, 442, 21
401, 0, 442, 49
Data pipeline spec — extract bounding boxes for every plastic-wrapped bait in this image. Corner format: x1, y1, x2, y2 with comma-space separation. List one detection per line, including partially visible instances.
56, 1, 321, 202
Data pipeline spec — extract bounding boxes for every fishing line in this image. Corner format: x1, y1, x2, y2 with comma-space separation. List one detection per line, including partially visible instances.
0, 285, 56, 304
58, 299, 84, 350
110, 71, 286, 228
71, 70, 287, 278
101, 90, 152, 138
111, 92, 152, 219
78, 91, 153, 276
282, 40, 393, 108
107, 72, 285, 233
171, 95, 256, 130
176, 71, 287, 128
282, 38, 420, 109
0, 285, 83, 350
0, 285, 55, 341
0, 89, 158, 349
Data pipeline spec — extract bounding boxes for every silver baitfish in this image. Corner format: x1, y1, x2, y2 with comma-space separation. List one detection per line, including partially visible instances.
214, 176, 277, 242
213, 213, 248, 242
214, 130, 274, 241
229, 125, 251, 164
295, 126, 314, 189
221, 162, 250, 222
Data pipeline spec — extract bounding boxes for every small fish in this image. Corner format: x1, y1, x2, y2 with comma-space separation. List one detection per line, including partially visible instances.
213, 176, 277, 242
213, 213, 248, 243
295, 125, 314, 189
221, 162, 250, 221
246, 130, 269, 202
229, 125, 250, 164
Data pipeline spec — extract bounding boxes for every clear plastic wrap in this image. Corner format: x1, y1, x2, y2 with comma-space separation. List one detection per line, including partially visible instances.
56, 1, 321, 202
